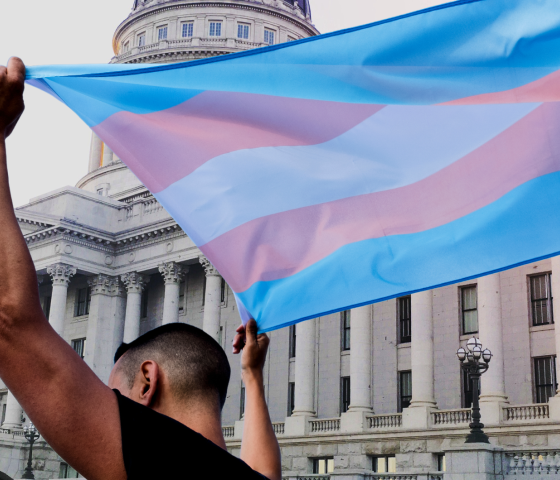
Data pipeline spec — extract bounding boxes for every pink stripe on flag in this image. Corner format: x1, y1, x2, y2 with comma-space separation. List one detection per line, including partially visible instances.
440, 69, 560, 105
93, 91, 383, 193
201, 102, 560, 293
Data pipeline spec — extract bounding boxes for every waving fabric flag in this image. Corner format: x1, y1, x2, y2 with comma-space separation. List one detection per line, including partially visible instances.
25, 0, 560, 332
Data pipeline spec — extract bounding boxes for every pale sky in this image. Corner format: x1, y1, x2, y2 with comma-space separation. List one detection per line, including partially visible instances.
0, 0, 447, 207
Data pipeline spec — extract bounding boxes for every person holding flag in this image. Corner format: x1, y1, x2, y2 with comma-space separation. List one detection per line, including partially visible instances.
0, 56, 280, 480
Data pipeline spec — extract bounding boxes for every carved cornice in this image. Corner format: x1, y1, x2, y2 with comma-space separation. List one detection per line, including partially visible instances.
159, 262, 187, 284
25, 223, 185, 254
121, 272, 150, 294
47, 264, 77, 287
199, 255, 220, 277
88, 274, 125, 296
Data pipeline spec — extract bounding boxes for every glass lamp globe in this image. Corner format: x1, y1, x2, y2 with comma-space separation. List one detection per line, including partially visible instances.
482, 348, 493, 363
466, 337, 482, 352
472, 345, 482, 360
457, 347, 467, 361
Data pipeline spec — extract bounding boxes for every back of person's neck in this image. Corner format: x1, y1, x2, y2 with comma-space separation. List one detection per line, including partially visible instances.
155, 399, 226, 450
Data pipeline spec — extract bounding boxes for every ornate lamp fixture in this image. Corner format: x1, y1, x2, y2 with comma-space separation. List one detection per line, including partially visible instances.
21, 423, 40, 479
457, 337, 493, 443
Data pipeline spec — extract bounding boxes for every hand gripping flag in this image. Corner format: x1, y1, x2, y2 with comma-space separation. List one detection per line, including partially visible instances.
25, 0, 560, 332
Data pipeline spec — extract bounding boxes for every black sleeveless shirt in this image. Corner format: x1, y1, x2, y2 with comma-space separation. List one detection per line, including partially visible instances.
115, 390, 269, 479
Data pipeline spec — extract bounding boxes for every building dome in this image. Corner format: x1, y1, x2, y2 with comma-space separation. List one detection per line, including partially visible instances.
77, 0, 319, 200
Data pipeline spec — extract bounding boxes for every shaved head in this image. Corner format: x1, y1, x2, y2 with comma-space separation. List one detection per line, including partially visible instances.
113, 323, 230, 408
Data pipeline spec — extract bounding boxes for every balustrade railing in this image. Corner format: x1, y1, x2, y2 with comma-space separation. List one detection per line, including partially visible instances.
310, 418, 340, 434
143, 198, 163, 215
506, 451, 560, 475
504, 404, 550, 421
235, 39, 263, 49
367, 413, 402, 429
222, 426, 234, 438
366, 475, 417, 480
431, 409, 471, 426
273, 422, 285, 435
201, 38, 227, 46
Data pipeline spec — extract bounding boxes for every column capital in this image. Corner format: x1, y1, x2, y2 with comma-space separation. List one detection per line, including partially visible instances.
121, 272, 150, 294
158, 262, 187, 285
88, 274, 124, 297
47, 264, 77, 287
199, 256, 220, 277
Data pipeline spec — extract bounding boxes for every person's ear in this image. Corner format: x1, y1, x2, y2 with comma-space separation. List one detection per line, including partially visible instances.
135, 360, 159, 407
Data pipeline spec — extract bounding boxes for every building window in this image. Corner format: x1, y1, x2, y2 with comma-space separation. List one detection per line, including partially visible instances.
264, 28, 275, 45
71, 338, 86, 360
138, 33, 146, 47
182, 22, 194, 38
158, 26, 168, 41
341, 376, 351, 413
209, 22, 222, 37
288, 382, 295, 416
288, 35, 297, 42
398, 296, 411, 344
438, 454, 446, 472
530, 273, 554, 326
373, 456, 396, 473
289, 325, 297, 358
461, 285, 478, 334
341, 310, 351, 351
74, 287, 91, 317
59, 463, 79, 479
240, 384, 245, 419
535, 356, 557, 403
462, 369, 480, 408
122, 41, 130, 53
399, 371, 412, 412
1, 403, 6, 425
42, 296, 51, 320
313, 458, 334, 474
141, 289, 149, 319
179, 280, 186, 314
237, 23, 250, 39
219, 326, 224, 347
221, 278, 226, 303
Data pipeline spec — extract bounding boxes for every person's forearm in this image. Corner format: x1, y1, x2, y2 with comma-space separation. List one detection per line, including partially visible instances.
240, 371, 281, 480
0, 137, 42, 321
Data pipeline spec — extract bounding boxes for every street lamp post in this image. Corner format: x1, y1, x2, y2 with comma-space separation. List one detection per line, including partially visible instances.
21, 422, 40, 479
457, 337, 493, 444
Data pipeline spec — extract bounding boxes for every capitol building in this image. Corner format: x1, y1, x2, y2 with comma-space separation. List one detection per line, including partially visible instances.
1, 1, 560, 479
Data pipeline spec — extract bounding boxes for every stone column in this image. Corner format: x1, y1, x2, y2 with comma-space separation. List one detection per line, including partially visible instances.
200, 256, 222, 341
549, 256, 560, 418
88, 133, 103, 172
478, 273, 509, 424
402, 290, 437, 429
285, 319, 316, 435
46, 264, 77, 336
292, 318, 317, 417
159, 262, 186, 325
348, 305, 373, 412
84, 275, 126, 383
121, 273, 150, 344
102, 143, 114, 166
1, 391, 23, 431
341, 305, 374, 433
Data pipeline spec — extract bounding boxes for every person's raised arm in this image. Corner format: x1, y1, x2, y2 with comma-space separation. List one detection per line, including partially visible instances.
0, 57, 126, 480
233, 319, 281, 480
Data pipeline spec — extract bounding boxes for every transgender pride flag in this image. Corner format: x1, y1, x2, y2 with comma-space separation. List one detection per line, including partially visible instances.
25, 0, 560, 332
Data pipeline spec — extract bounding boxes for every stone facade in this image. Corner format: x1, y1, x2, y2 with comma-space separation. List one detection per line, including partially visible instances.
2, 1, 560, 479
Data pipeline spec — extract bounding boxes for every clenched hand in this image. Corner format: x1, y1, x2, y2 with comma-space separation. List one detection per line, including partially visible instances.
232, 319, 269, 380
0, 57, 25, 140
